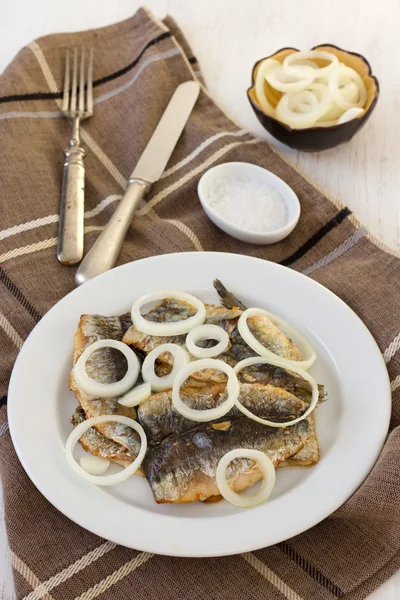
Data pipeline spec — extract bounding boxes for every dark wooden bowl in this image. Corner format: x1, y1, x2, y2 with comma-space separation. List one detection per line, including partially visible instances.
247, 44, 379, 152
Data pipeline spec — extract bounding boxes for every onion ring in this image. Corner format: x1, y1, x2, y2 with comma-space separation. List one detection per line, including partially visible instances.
73, 340, 140, 398
283, 50, 339, 77
118, 382, 152, 407
287, 90, 318, 113
265, 65, 315, 93
237, 307, 316, 370
328, 65, 367, 110
66, 415, 147, 486
234, 357, 318, 427
186, 324, 230, 358
317, 79, 359, 121
80, 455, 110, 475
276, 83, 332, 129
142, 343, 191, 392
172, 359, 239, 422
131, 290, 206, 336
216, 449, 276, 507
254, 58, 280, 117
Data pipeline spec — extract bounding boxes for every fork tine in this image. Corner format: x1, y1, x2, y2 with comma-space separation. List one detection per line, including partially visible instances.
79, 48, 85, 114
62, 51, 70, 113
70, 47, 78, 115
87, 48, 94, 115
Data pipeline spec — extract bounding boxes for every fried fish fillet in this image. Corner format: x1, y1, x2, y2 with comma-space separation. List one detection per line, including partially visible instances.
69, 314, 141, 458
138, 382, 309, 444
142, 418, 312, 503
214, 279, 323, 467
71, 408, 133, 466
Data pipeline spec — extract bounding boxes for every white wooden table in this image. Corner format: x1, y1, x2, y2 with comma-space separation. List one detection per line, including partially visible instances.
1, 1, 399, 598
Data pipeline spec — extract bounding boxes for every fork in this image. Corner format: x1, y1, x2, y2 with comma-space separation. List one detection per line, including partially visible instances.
57, 48, 93, 265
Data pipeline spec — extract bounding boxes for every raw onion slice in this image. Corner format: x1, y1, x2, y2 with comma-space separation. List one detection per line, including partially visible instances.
131, 290, 206, 336
172, 359, 239, 422
80, 455, 110, 475
66, 415, 147, 486
142, 343, 191, 392
276, 83, 332, 129
337, 107, 365, 124
118, 382, 152, 407
216, 449, 275, 507
328, 65, 367, 110
255, 58, 280, 116
237, 308, 316, 370
317, 79, 359, 121
186, 324, 230, 358
234, 356, 319, 427
283, 50, 339, 77
265, 65, 315, 93
73, 340, 140, 398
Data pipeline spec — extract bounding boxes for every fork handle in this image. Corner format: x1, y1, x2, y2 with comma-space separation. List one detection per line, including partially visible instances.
75, 178, 150, 285
57, 144, 85, 265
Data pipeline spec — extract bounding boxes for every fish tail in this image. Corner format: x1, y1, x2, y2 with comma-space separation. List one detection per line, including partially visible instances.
213, 279, 247, 310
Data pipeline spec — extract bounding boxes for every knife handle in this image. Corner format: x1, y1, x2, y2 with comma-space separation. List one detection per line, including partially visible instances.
75, 178, 149, 285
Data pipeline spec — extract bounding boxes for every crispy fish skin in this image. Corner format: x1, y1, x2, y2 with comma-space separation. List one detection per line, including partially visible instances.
278, 415, 320, 468
237, 361, 326, 404
70, 314, 141, 457
138, 383, 224, 444
248, 316, 303, 361
142, 418, 311, 503
138, 382, 308, 444
71, 408, 134, 466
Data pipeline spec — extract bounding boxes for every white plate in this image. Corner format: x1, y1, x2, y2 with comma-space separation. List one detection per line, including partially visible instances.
8, 252, 390, 557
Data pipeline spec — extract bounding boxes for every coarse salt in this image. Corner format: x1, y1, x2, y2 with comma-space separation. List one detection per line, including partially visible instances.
206, 176, 287, 232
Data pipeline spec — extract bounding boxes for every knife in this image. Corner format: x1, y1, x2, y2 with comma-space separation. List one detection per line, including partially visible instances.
75, 80, 200, 285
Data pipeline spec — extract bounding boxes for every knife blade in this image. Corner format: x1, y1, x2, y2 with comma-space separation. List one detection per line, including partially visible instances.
75, 80, 200, 285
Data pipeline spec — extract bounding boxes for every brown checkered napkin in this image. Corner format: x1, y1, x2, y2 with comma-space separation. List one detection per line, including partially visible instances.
0, 7, 399, 600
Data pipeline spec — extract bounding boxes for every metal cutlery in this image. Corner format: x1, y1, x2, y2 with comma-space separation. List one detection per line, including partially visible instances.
75, 80, 200, 285
57, 48, 94, 265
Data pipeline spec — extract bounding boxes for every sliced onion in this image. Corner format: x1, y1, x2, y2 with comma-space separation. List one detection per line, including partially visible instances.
172, 359, 239, 422
216, 449, 276, 507
255, 58, 280, 116
66, 415, 147, 486
337, 107, 365, 124
283, 50, 339, 77
142, 343, 191, 392
328, 65, 367, 110
265, 65, 315, 93
316, 79, 359, 121
118, 382, 152, 407
186, 324, 230, 358
238, 308, 316, 370
131, 290, 206, 336
73, 340, 140, 398
287, 90, 318, 113
294, 59, 319, 70
234, 356, 318, 427
80, 455, 110, 475
276, 83, 332, 129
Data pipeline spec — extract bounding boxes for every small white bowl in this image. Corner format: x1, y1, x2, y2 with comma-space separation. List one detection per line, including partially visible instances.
197, 162, 300, 244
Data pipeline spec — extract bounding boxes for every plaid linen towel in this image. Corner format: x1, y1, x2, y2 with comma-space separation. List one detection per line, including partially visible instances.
0, 7, 399, 600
